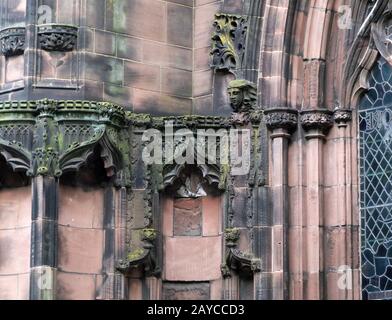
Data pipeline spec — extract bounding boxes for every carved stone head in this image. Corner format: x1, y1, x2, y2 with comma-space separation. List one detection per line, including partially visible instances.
227, 79, 257, 113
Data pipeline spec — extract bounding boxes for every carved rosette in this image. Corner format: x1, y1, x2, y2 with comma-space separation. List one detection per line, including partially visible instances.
211, 14, 248, 72
264, 108, 299, 133
38, 24, 78, 52
221, 228, 261, 278
0, 27, 25, 57
300, 109, 334, 133
334, 109, 352, 127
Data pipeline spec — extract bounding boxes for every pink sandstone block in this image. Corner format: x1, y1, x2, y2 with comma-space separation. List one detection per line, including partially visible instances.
164, 236, 222, 281
59, 186, 104, 229
202, 196, 222, 237
0, 275, 18, 299
56, 272, 96, 300
0, 228, 31, 275
0, 187, 31, 229
58, 226, 103, 274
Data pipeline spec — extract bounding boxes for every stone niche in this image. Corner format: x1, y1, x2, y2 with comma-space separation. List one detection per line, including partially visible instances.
162, 168, 223, 295
56, 153, 108, 300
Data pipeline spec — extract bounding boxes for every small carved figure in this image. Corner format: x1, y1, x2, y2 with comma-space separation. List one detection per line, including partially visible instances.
227, 79, 257, 124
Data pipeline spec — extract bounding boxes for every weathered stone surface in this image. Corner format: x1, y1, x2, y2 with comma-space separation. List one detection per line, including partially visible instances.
56, 272, 96, 300
59, 186, 104, 229
173, 198, 202, 236
0, 228, 31, 275
58, 226, 103, 274
202, 196, 221, 236
164, 236, 222, 281
161, 68, 192, 97
167, 3, 193, 48
116, 35, 142, 61
162, 282, 210, 300
124, 61, 160, 91
95, 30, 116, 56
0, 187, 31, 229
84, 54, 123, 86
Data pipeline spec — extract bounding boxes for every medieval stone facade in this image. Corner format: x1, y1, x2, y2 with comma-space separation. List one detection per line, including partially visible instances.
0, 0, 391, 300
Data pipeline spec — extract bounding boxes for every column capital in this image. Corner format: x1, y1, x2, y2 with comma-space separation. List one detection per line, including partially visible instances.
264, 108, 299, 134
334, 108, 352, 127
300, 109, 334, 134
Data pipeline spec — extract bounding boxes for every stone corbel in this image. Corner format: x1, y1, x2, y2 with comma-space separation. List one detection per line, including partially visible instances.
221, 228, 261, 278
0, 26, 26, 57
116, 229, 161, 277
300, 109, 334, 139
38, 24, 78, 52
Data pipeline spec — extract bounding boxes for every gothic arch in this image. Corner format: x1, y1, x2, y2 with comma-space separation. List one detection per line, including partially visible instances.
341, 0, 390, 109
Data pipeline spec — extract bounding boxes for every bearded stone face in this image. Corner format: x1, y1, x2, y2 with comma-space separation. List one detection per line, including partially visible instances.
228, 87, 244, 111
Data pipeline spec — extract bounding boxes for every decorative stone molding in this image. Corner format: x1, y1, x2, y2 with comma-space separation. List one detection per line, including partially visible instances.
300, 109, 334, 133
211, 14, 248, 72
0, 26, 25, 57
372, 6, 392, 66
221, 228, 261, 278
341, 1, 390, 107
264, 108, 299, 133
126, 113, 231, 130
0, 100, 129, 183
38, 24, 78, 52
334, 108, 352, 127
116, 228, 160, 277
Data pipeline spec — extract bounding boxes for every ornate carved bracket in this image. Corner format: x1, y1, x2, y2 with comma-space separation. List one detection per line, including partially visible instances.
211, 14, 248, 73
116, 228, 161, 277
264, 108, 299, 133
0, 100, 129, 184
38, 24, 78, 52
221, 228, 261, 278
0, 27, 25, 57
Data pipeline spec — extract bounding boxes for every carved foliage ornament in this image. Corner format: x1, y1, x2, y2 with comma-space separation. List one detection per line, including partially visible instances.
0, 27, 25, 57
334, 109, 352, 126
38, 24, 78, 52
264, 108, 299, 132
300, 109, 334, 132
211, 14, 248, 72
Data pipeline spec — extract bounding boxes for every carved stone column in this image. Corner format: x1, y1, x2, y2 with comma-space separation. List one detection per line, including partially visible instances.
29, 100, 60, 300
326, 109, 354, 299
265, 108, 298, 300
300, 109, 333, 300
